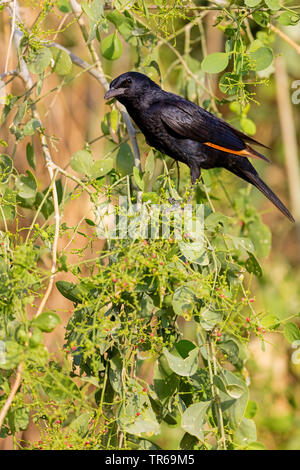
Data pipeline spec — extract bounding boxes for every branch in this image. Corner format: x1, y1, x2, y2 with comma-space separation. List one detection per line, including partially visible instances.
275, 57, 300, 248
0, 362, 23, 429
69, 0, 141, 170
270, 23, 300, 56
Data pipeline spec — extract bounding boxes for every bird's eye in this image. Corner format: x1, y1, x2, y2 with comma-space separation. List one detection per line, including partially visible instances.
125, 77, 132, 85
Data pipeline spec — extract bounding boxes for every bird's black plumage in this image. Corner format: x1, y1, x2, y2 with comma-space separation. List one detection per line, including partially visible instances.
105, 71, 294, 222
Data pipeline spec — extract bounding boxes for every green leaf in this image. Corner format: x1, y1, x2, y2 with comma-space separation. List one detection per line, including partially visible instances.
13, 101, 27, 125
0, 154, 13, 183
219, 370, 248, 428
90, 158, 113, 178
33, 311, 61, 333
232, 236, 255, 254
180, 432, 199, 450
133, 167, 144, 190
201, 52, 229, 74
284, 322, 300, 344
181, 401, 211, 441
234, 417, 257, 446
179, 241, 208, 266
69, 412, 92, 437
8, 407, 30, 432
245, 0, 261, 6
261, 314, 280, 330
247, 219, 271, 258
106, 10, 134, 40
23, 119, 41, 136
153, 361, 179, 404
82, 0, 103, 20
109, 355, 123, 393
117, 384, 160, 436
144, 150, 155, 178
116, 142, 135, 176
245, 253, 262, 278
29, 327, 44, 348
26, 143, 36, 170
277, 12, 300, 26
163, 341, 199, 377
200, 309, 223, 331
16, 170, 37, 199
214, 375, 244, 399
250, 47, 273, 71
70, 150, 94, 176
101, 31, 123, 61
50, 47, 72, 75
0, 340, 23, 370
240, 117, 256, 135
245, 400, 258, 419
57, 0, 71, 12
252, 11, 270, 27
172, 286, 196, 320
265, 0, 280, 10
218, 336, 241, 367
27, 48, 52, 74
56, 280, 84, 303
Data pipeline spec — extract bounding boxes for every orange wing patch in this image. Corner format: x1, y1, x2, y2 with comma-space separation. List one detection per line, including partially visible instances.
204, 142, 270, 163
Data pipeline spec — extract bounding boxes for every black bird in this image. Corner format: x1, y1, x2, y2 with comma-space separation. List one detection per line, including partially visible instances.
104, 71, 294, 222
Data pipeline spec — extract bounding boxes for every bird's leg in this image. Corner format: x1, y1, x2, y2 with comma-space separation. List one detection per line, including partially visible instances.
182, 167, 201, 204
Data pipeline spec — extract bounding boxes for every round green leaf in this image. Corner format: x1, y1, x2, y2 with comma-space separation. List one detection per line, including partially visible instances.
23, 119, 41, 136
57, 0, 71, 12
116, 143, 135, 176
16, 170, 37, 199
252, 11, 270, 27
27, 48, 52, 74
261, 314, 280, 330
33, 311, 61, 333
265, 0, 280, 10
201, 52, 229, 74
70, 150, 93, 176
240, 117, 256, 135
29, 327, 44, 348
277, 12, 300, 26
101, 31, 123, 60
0, 154, 13, 183
245, 400, 258, 419
284, 322, 300, 344
90, 158, 114, 178
245, 0, 261, 6
250, 47, 273, 71
50, 47, 72, 75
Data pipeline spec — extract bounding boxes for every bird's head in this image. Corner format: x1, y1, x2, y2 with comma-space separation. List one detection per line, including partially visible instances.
104, 72, 160, 106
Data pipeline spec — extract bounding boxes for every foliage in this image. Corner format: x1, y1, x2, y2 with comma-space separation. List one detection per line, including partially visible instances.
0, 0, 299, 450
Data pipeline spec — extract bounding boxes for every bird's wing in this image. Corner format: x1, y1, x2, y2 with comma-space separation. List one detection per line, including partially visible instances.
160, 98, 270, 162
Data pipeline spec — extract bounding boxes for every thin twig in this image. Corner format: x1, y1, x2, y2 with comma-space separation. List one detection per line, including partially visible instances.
270, 23, 300, 56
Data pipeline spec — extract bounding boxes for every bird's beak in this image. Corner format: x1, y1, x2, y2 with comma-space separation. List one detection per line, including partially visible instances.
104, 88, 125, 100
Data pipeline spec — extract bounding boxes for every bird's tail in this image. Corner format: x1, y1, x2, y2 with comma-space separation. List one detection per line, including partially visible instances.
226, 161, 295, 223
